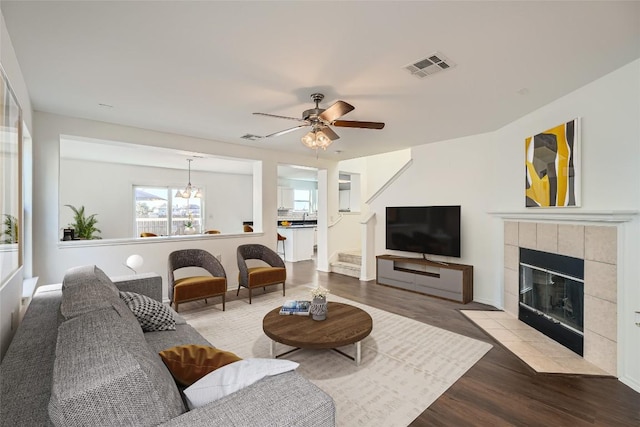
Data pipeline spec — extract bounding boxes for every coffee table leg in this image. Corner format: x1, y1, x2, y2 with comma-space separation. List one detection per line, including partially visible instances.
270, 340, 276, 358
355, 341, 362, 366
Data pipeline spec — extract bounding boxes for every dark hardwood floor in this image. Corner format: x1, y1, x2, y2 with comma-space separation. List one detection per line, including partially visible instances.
282, 260, 640, 426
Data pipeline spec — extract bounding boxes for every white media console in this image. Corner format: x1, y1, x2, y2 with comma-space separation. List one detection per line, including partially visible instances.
376, 255, 473, 303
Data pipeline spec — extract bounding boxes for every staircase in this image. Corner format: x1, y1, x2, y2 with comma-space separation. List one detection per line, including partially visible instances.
330, 250, 361, 279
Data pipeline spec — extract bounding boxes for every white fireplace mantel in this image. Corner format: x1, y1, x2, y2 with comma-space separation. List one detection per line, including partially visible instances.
488, 209, 638, 223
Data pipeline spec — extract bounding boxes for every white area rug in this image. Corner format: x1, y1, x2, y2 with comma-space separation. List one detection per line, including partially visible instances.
182, 288, 492, 427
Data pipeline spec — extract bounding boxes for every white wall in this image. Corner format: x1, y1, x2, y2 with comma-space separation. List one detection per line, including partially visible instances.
32, 112, 339, 290
363, 149, 411, 201
492, 59, 640, 391
0, 269, 22, 359
328, 213, 362, 261
0, 10, 33, 360
367, 59, 640, 391
369, 132, 498, 304
0, 12, 32, 130
339, 149, 412, 209
60, 159, 253, 238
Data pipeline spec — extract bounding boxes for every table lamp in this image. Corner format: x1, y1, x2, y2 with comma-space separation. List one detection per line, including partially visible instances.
125, 254, 144, 274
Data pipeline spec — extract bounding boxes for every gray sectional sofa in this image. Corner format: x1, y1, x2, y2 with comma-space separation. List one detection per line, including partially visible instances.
0, 265, 335, 426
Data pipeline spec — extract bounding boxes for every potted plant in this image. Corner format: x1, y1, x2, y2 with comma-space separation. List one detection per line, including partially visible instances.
65, 205, 102, 240
183, 213, 196, 234
2, 214, 18, 244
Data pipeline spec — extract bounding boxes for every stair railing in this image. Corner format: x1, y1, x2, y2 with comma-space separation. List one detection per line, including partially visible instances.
365, 159, 413, 205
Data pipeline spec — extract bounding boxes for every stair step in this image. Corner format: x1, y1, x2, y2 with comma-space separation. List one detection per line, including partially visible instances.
330, 261, 361, 279
338, 253, 362, 264
331, 261, 360, 269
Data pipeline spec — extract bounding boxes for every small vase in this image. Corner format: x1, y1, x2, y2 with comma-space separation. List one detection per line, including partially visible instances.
310, 296, 327, 321
184, 226, 196, 235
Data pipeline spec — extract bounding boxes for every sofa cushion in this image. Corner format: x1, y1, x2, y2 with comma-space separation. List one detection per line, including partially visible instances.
245, 266, 286, 287
62, 265, 119, 294
0, 287, 62, 427
160, 371, 336, 427
60, 280, 121, 320
183, 359, 299, 409
49, 307, 185, 426
120, 291, 176, 332
159, 345, 242, 386
60, 265, 126, 320
144, 323, 211, 354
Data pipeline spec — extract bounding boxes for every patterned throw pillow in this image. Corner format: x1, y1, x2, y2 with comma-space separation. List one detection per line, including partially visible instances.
119, 291, 176, 332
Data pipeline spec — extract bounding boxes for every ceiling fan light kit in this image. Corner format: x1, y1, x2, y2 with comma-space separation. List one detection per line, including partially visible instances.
301, 129, 333, 150
253, 93, 385, 151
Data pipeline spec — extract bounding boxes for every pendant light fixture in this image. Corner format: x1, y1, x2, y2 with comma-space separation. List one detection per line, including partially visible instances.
175, 159, 202, 198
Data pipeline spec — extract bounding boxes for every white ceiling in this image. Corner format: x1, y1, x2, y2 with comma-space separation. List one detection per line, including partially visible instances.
2, 1, 639, 161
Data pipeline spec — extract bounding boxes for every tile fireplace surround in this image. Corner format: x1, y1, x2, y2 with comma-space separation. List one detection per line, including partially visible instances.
503, 220, 617, 376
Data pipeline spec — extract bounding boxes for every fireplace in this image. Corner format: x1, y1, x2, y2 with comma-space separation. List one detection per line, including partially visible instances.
519, 248, 584, 355
501, 220, 620, 376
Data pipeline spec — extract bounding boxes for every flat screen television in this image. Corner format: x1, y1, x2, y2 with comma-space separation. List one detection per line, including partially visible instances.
385, 206, 461, 257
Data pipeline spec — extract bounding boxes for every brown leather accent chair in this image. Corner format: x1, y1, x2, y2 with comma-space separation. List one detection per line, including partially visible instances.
236, 244, 286, 304
168, 249, 227, 312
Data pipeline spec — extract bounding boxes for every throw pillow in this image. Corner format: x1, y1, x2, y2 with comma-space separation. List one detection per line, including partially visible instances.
159, 345, 242, 387
119, 291, 176, 332
183, 358, 299, 409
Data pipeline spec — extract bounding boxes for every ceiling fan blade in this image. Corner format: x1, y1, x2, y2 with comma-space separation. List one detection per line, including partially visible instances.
320, 126, 340, 141
319, 100, 354, 123
332, 120, 385, 130
253, 112, 307, 123
265, 124, 309, 138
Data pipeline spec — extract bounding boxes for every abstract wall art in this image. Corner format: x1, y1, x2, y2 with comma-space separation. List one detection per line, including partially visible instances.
525, 118, 580, 208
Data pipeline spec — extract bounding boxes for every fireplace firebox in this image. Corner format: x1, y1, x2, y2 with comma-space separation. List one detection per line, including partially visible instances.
519, 248, 584, 355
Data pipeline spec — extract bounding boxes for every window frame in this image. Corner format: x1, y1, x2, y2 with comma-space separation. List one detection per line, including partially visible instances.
293, 189, 311, 212
133, 185, 204, 237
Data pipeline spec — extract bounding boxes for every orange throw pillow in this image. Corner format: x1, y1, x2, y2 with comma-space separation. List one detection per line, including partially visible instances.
159, 345, 242, 386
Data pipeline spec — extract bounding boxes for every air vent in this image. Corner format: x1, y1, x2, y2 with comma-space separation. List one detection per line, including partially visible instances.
241, 134, 263, 141
403, 51, 456, 79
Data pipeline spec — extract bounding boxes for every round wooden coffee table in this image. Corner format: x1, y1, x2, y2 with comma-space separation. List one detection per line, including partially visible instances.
263, 302, 373, 365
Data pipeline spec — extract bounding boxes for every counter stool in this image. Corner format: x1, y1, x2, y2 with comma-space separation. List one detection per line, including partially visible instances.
277, 233, 286, 258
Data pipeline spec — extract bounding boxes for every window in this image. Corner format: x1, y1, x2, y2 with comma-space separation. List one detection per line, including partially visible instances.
134, 186, 203, 236
1, 67, 23, 285
293, 189, 311, 212
338, 172, 361, 213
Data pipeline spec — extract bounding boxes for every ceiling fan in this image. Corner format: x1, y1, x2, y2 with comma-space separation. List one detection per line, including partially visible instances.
253, 93, 385, 150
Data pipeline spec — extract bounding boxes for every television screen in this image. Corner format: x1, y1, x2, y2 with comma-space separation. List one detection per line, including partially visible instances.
385, 206, 461, 257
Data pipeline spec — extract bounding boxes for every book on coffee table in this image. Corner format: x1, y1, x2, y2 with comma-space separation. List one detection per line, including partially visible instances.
279, 300, 311, 316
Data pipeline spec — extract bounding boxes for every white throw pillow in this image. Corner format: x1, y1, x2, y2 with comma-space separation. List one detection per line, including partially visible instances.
183, 358, 299, 409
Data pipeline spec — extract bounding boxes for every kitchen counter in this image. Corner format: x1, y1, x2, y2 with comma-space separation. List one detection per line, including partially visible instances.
278, 219, 317, 227
277, 226, 315, 262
